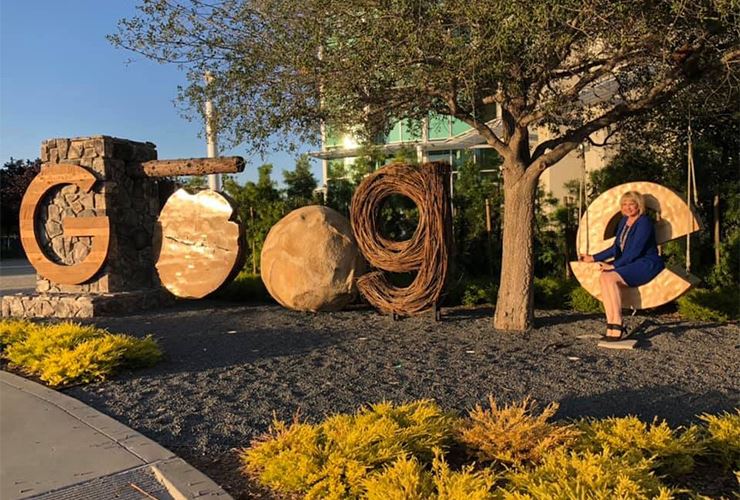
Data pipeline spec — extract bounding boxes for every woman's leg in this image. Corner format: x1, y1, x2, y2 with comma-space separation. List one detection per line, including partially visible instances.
602, 271, 627, 336
599, 271, 618, 333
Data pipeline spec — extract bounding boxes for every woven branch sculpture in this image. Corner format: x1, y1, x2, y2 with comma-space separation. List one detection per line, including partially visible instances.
351, 162, 452, 316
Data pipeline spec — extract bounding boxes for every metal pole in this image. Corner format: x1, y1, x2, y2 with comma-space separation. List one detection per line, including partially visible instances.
204, 71, 221, 191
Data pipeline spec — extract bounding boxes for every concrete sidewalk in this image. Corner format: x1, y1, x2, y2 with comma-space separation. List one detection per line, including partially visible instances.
0, 371, 232, 499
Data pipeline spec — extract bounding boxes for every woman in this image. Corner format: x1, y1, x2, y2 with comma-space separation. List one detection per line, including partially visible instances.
580, 191, 664, 341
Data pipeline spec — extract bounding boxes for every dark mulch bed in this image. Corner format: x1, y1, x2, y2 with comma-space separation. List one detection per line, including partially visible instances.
65, 302, 739, 499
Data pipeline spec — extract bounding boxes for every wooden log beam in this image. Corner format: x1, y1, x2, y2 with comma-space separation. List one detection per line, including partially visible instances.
128, 157, 245, 178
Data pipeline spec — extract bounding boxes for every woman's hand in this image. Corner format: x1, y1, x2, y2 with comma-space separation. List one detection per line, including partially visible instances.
579, 254, 595, 263
599, 262, 615, 271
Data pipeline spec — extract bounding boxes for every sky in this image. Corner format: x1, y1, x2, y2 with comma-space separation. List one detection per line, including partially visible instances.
0, 0, 319, 184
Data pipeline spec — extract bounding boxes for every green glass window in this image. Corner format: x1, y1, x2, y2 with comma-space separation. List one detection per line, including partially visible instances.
386, 121, 403, 143
428, 115, 450, 140
451, 118, 471, 136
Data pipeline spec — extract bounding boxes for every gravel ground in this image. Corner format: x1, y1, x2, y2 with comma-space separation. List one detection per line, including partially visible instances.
66, 302, 739, 498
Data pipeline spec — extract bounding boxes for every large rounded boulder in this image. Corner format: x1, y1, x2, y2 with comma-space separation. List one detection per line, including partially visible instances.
261, 206, 364, 311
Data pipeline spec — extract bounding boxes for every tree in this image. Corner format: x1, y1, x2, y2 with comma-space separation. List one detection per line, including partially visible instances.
1, 158, 41, 236
223, 164, 285, 272
283, 154, 318, 209
113, 0, 738, 330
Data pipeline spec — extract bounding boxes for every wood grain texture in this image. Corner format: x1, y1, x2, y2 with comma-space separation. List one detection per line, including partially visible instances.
571, 181, 701, 309
19, 164, 110, 285
154, 188, 244, 299
128, 157, 245, 178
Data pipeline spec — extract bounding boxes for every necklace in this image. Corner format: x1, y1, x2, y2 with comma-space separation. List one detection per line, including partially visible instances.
619, 221, 634, 251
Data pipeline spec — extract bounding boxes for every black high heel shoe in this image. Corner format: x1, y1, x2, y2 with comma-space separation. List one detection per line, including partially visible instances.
602, 323, 629, 342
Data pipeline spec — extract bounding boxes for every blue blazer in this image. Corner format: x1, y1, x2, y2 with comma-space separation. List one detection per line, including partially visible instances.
593, 215, 664, 287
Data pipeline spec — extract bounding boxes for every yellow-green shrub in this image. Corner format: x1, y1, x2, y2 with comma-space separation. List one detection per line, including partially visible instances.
500, 448, 675, 499
0, 318, 33, 348
574, 416, 704, 477
363, 450, 499, 500
241, 400, 456, 498
431, 449, 499, 499
363, 455, 434, 500
456, 396, 579, 466
699, 410, 740, 469
1, 320, 161, 387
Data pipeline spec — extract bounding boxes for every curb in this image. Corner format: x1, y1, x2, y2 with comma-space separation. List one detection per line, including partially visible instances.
0, 371, 232, 499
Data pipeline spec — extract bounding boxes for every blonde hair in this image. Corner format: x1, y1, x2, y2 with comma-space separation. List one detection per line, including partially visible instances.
620, 191, 645, 215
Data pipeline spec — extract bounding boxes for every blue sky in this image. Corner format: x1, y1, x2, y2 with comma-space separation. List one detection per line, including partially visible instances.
0, 1, 318, 184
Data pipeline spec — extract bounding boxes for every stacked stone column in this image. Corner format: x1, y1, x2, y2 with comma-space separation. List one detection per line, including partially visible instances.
2, 136, 172, 318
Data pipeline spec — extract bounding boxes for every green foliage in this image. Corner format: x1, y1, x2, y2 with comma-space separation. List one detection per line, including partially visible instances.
456, 397, 579, 467
0, 320, 161, 387
223, 164, 286, 273
699, 410, 740, 470
534, 189, 578, 280
213, 271, 272, 303
677, 287, 740, 322
452, 154, 502, 280
500, 448, 674, 499
574, 416, 704, 478
1, 158, 41, 238
568, 286, 604, 313
533, 277, 576, 309
461, 279, 498, 307
241, 400, 456, 498
284, 154, 319, 209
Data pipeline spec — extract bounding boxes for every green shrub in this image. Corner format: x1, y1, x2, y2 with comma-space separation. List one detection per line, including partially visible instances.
533, 277, 575, 309
214, 270, 273, 302
0, 320, 161, 387
677, 287, 739, 322
456, 396, 579, 467
241, 400, 456, 498
574, 416, 704, 477
568, 286, 603, 313
699, 410, 740, 470
500, 448, 675, 499
462, 280, 498, 307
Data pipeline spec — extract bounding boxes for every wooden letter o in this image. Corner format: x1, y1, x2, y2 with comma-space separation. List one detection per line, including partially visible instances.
570, 181, 701, 309
20, 164, 110, 285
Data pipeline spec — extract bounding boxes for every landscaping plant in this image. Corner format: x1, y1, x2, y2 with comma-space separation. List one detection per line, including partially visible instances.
241, 397, 740, 499
0, 319, 161, 387
456, 396, 579, 467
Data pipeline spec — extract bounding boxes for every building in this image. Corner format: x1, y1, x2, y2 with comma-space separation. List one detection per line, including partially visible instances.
310, 109, 614, 204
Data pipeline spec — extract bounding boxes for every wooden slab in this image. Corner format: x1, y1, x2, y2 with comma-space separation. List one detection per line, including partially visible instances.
598, 339, 638, 350
19, 164, 109, 285
154, 188, 244, 299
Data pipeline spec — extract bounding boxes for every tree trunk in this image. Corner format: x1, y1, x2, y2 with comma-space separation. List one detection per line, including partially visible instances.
493, 165, 539, 331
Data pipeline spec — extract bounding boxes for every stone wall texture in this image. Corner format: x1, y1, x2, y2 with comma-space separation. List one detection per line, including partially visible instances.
36, 136, 161, 294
